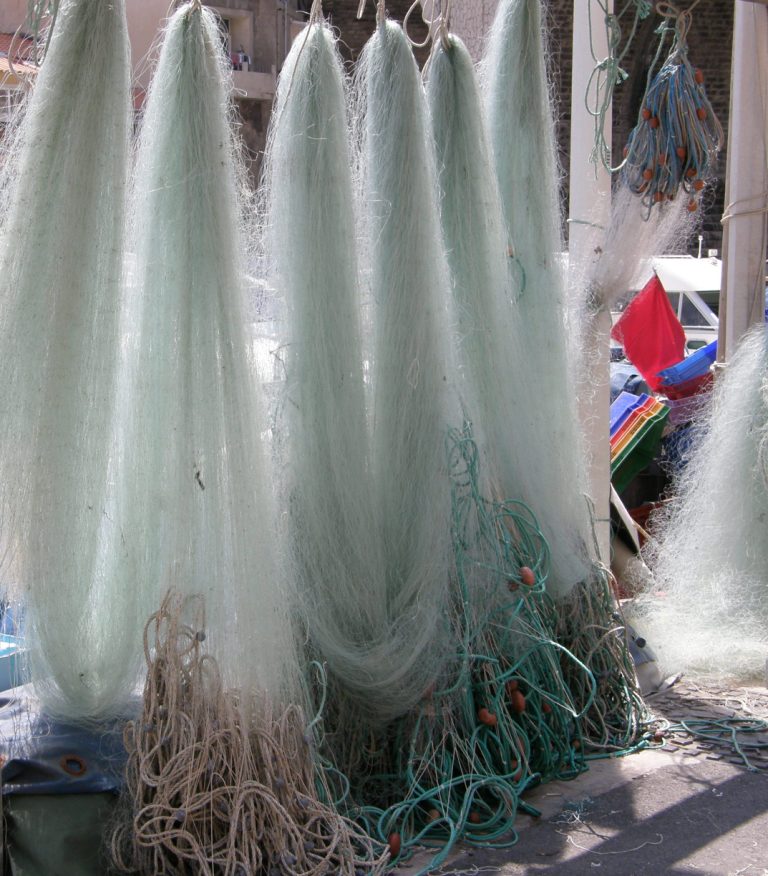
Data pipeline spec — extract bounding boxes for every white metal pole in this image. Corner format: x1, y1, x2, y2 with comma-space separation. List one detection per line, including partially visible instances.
717, 0, 768, 364
569, 0, 613, 564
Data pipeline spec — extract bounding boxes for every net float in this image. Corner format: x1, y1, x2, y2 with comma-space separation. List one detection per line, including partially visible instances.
478, 707, 498, 727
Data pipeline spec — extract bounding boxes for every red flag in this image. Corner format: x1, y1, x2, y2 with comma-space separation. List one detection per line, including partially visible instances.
611, 274, 685, 391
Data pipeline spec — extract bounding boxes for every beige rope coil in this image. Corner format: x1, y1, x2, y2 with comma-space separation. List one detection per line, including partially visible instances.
112, 591, 387, 875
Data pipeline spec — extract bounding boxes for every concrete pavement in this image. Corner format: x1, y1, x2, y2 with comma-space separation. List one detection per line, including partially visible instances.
404, 681, 768, 875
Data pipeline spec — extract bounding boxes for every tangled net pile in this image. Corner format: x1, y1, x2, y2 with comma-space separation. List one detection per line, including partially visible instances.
301, 427, 647, 873
555, 573, 648, 755
113, 592, 387, 876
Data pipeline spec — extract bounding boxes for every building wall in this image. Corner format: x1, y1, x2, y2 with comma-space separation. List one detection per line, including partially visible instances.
0, 1, 28, 35
126, 0, 172, 92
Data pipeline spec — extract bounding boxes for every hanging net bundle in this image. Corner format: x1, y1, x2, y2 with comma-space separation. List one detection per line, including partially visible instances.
622, 6, 724, 213
259, 12, 640, 871
264, 19, 443, 724
117, 0, 293, 700
482, 0, 645, 752
258, 15, 601, 871
482, 0, 596, 599
357, 16, 457, 715
0, 0, 133, 720
426, 31, 527, 502
0, 0, 658, 869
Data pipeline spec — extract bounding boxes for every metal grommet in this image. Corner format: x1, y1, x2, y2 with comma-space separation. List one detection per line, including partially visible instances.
60, 754, 87, 777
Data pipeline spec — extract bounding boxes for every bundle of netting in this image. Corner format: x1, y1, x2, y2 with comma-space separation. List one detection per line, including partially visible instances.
482, 0, 645, 751
262, 17, 425, 724
481, 0, 595, 599
0, 0, 133, 720
121, 0, 294, 705
351, 15, 457, 719
255, 17, 582, 866
112, 6, 384, 871
621, 7, 723, 214
631, 326, 768, 682
425, 32, 526, 501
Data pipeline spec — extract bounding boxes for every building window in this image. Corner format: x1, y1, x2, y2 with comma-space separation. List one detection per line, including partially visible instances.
211, 10, 251, 71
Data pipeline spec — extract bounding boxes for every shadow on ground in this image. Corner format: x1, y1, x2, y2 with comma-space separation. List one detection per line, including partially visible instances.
431, 759, 767, 875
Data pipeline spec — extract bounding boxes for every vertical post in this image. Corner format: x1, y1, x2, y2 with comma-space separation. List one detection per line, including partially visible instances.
718, 0, 768, 364
569, 0, 613, 563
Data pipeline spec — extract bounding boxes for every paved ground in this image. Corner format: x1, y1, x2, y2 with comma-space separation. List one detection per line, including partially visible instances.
404, 679, 768, 875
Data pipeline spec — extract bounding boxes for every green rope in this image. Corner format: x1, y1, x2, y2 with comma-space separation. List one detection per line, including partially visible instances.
585, 0, 652, 172
652, 717, 768, 772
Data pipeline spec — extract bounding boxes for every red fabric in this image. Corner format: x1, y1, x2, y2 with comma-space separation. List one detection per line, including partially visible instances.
611, 275, 686, 391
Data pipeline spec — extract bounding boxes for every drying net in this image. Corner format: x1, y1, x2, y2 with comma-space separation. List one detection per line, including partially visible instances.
117, 0, 293, 701
259, 13, 641, 870
356, 17, 457, 719
0, 0, 655, 869
480, 0, 645, 752
632, 326, 768, 682
481, 0, 596, 598
0, 0, 132, 720
426, 31, 526, 502
263, 18, 446, 725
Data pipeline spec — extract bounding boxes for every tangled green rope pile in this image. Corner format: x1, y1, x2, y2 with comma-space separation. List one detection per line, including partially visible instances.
305, 427, 647, 874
